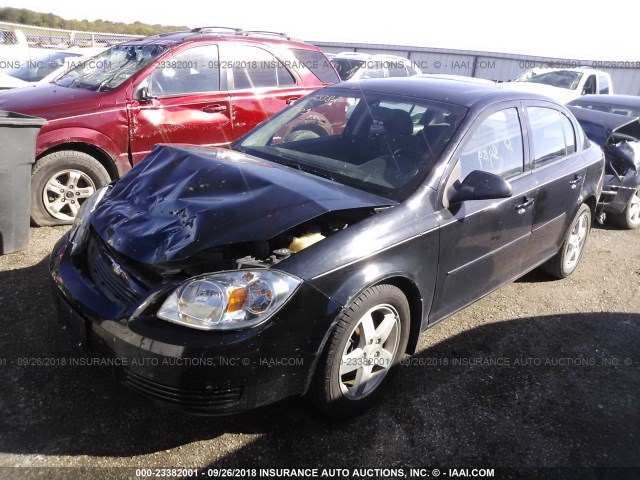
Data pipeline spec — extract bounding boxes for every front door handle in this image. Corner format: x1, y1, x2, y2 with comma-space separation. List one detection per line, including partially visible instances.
203, 104, 227, 113
515, 197, 535, 214
286, 97, 300, 105
569, 175, 583, 189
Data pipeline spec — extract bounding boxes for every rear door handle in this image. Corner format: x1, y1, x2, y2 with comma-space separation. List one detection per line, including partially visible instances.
286, 97, 300, 105
515, 198, 535, 214
569, 175, 583, 188
203, 104, 227, 113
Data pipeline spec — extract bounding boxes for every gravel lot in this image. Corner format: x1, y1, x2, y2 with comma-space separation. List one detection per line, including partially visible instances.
0, 224, 638, 479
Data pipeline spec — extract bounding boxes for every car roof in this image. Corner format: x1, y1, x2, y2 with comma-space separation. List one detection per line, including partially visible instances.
570, 94, 640, 107
119, 28, 320, 50
418, 74, 497, 86
333, 77, 560, 108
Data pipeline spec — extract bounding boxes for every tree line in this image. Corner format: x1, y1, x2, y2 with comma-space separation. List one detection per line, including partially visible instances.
0, 7, 188, 35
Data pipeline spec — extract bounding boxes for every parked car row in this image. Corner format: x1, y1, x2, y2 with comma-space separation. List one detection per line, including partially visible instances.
0, 27, 339, 226
0, 48, 105, 90
1, 29, 637, 418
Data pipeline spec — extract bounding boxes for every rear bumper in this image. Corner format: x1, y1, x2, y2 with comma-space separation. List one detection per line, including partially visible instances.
599, 174, 640, 215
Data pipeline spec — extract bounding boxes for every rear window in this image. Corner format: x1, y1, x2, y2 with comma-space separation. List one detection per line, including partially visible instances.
291, 49, 339, 84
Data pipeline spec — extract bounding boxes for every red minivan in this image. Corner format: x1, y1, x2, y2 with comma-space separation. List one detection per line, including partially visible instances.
0, 28, 339, 225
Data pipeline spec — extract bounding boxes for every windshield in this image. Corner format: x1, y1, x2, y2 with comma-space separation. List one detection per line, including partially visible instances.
233, 88, 467, 201
8, 52, 81, 82
515, 70, 583, 90
332, 58, 366, 81
54, 44, 168, 91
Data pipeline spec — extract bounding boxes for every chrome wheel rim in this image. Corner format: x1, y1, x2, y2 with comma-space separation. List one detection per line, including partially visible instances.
628, 190, 640, 226
564, 212, 589, 271
42, 169, 96, 221
339, 304, 401, 400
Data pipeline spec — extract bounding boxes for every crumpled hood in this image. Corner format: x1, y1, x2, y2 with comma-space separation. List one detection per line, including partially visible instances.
91, 145, 396, 264
567, 106, 640, 146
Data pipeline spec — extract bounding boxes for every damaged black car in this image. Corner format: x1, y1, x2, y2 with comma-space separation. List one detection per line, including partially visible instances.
51, 78, 604, 418
568, 102, 640, 229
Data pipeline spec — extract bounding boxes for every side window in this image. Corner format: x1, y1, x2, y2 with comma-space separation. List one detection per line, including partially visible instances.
459, 108, 524, 180
229, 45, 295, 90
560, 114, 576, 155
597, 74, 610, 94
148, 45, 220, 96
527, 107, 568, 168
388, 62, 408, 78
582, 75, 597, 95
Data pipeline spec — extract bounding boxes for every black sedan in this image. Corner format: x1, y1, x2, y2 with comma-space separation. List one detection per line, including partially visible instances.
51, 78, 604, 418
569, 94, 640, 229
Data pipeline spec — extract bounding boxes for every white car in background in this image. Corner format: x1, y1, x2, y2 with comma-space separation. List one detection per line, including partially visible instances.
0, 48, 104, 90
331, 52, 421, 81
502, 67, 613, 104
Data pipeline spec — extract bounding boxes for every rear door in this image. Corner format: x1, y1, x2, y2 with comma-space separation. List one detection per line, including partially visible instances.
430, 105, 537, 322
523, 103, 586, 267
128, 44, 233, 164
220, 43, 310, 139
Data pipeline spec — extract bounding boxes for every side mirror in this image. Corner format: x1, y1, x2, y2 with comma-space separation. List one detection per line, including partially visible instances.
449, 170, 512, 204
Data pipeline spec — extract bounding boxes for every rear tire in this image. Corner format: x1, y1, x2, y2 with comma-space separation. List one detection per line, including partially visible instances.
543, 203, 591, 279
611, 188, 640, 229
283, 129, 321, 142
31, 150, 111, 226
309, 284, 410, 419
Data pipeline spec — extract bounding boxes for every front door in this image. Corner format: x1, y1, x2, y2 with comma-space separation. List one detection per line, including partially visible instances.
128, 44, 233, 164
430, 106, 537, 322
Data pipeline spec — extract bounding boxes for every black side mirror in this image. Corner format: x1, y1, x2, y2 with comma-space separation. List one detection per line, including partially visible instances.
449, 170, 512, 204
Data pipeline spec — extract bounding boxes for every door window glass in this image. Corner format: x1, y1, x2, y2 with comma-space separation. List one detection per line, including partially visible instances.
459, 108, 525, 180
148, 45, 220, 96
229, 45, 295, 89
527, 107, 569, 167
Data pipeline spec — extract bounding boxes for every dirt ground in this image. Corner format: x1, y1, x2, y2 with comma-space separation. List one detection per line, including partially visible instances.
0, 224, 638, 480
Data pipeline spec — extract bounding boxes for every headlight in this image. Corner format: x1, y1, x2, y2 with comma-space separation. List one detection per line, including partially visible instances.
157, 270, 302, 331
69, 185, 109, 251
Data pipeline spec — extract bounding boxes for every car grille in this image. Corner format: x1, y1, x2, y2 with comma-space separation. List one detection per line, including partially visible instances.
86, 233, 147, 306
122, 370, 243, 412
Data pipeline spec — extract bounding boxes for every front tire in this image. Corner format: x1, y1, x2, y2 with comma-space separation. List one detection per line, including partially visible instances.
543, 203, 591, 279
310, 284, 410, 419
611, 188, 640, 229
31, 150, 111, 226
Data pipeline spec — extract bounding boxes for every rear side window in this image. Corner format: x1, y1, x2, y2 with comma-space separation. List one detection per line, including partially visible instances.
459, 108, 525, 180
228, 45, 295, 90
291, 48, 339, 83
560, 114, 576, 155
527, 107, 574, 168
148, 45, 220, 96
583, 75, 597, 94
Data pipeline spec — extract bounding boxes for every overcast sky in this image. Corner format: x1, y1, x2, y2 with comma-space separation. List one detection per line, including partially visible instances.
3, 0, 640, 60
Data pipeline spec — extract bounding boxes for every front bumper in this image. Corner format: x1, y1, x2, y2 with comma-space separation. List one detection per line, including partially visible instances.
50, 233, 343, 414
